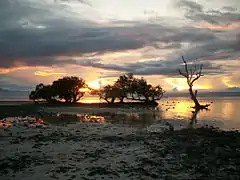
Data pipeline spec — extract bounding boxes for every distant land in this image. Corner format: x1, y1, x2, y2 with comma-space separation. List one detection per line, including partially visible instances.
0, 88, 30, 93
167, 91, 240, 98
167, 87, 240, 97
0, 88, 30, 100
0, 88, 10, 92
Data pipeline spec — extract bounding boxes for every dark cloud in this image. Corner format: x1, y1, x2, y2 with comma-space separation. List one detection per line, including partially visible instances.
0, 1, 177, 65
177, 0, 240, 25
0, 0, 220, 69
0, 57, 79, 69
222, 6, 238, 12
54, 0, 92, 6
170, 39, 239, 62
176, 0, 203, 13
159, 27, 217, 43
189, 11, 240, 25
0, 19, 148, 59
75, 58, 223, 77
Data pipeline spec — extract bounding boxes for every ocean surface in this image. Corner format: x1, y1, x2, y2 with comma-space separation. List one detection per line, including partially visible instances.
0, 92, 240, 130
80, 96, 240, 130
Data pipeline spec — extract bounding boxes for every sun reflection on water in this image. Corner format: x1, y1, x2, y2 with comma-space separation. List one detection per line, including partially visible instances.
78, 96, 239, 125
0, 96, 239, 130
79, 96, 101, 103
159, 97, 240, 129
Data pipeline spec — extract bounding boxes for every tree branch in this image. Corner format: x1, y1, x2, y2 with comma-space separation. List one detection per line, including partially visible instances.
178, 69, 188, 78
182, 56, 189, 75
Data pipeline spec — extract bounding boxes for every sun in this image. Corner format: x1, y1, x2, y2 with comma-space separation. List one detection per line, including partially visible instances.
87, 80, 102, 90
175, 85, 186, 91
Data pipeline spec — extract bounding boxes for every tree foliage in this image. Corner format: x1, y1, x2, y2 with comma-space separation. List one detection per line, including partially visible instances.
129, 78, 165, 102
52, 77, 86, 103
99, 74, 165, 104
99, 85, 120, 103
29, 84, 55, 102
30, 74, 165, 104
29, 77, 87, 103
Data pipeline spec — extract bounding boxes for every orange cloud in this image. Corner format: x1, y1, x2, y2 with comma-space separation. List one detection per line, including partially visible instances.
0, 59, 32, 74
195, 21, 240, 31
0, 68, 11, 74
34, 71, 66, 76
0, 66, 30, 74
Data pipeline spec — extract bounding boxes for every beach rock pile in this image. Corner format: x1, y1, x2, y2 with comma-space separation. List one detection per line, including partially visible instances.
0, 113, 106, 129
146, 121, 174, 132
76, 114, 105, 123
0, 116, 47, 129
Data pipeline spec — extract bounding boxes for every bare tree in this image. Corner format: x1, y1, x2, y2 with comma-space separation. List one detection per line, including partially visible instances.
178, 56, 210, 110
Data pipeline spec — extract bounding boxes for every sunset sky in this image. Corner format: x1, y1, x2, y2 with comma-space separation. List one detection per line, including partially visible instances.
0, 0, 239, 92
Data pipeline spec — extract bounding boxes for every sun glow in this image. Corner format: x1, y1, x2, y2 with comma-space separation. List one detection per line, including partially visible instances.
87, 80, 101, 89
87, 79, 109, 90
223, 77, 239, 88
166, 78, 188, 91
79, 88, 89, 93
165, 78, 210, 91
78, 79, 108, 93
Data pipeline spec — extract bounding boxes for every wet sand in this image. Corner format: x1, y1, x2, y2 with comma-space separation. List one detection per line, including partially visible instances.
1, 121, 240, 180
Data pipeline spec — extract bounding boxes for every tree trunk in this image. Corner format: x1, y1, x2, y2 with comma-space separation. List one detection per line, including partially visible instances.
189, 108, 200, 128
119, 97, 124, 103
189, 86, 201, 109
144, 95, 149, 103
111, 97, 115, 104
104, 98, 110, 103
73, 97, 77, 103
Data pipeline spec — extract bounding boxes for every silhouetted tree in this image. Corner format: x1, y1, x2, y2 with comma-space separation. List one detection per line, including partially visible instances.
178, 56, 210, 110
99, 74, 134, 103
52, 77, 86, 103
99, 84, 125, 103
115, 74, 135, 102
88, 88, 100, 96
129, 78, 165, 103
29, 83, 56, 102
30, 76, 87, 103
99, 74, 165, 104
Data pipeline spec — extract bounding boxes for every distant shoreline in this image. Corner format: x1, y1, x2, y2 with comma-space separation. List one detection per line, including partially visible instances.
1, 91, 239, 101
0, 92, 240, 105
166, 91, 240, 97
